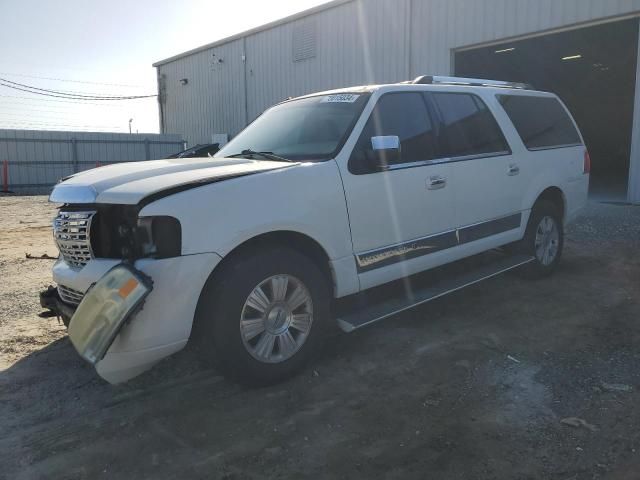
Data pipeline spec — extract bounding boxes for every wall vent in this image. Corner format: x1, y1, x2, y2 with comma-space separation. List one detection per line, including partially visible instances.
292, 21, 317, 62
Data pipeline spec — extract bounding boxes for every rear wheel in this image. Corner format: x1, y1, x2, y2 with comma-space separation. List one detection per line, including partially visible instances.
515, 200, 564, 278
195, 247, 330, 386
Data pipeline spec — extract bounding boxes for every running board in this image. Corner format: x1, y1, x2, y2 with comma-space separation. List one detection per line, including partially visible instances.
336, 253, 534, 333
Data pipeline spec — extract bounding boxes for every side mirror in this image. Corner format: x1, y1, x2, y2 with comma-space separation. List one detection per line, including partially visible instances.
366, 136, 401, 170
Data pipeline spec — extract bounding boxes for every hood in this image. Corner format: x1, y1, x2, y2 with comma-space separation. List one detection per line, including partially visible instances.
49, 157, 294, 205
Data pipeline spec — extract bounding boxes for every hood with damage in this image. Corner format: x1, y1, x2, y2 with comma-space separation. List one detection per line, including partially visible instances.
49, 157, 294, 205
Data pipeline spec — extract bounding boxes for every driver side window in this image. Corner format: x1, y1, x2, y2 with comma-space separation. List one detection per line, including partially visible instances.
349, 92, 438, 174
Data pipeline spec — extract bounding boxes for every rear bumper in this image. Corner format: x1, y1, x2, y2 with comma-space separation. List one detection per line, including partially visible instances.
49, 252, 222, 384
564, 175, 590, 225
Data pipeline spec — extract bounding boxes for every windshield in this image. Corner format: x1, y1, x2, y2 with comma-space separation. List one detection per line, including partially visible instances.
216, 93, 370, 161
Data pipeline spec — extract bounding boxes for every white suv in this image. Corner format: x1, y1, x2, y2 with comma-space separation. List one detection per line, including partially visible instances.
43, 76, 589, 385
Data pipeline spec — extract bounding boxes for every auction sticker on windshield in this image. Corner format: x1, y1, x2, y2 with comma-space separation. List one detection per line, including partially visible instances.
321, 94, 360, 103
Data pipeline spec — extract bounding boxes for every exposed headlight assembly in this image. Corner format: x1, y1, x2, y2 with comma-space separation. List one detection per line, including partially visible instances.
136, 216, 182, 258
88, 206, 182, 261
68, 264, 152, 364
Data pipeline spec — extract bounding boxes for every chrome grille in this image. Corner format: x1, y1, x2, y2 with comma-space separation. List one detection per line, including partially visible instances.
58, 284, 85, 305
53, 210, 96, 269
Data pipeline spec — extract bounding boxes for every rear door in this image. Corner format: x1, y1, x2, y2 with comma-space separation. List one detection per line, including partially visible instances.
426, 91, 525, 243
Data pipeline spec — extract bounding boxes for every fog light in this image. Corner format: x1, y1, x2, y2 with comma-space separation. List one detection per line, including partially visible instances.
68, 264, 152, 364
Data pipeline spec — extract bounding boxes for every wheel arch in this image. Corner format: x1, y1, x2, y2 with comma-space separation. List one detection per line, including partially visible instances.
190, 230, 337, 346
532, 186, 566, 220
219, 230, 334, 284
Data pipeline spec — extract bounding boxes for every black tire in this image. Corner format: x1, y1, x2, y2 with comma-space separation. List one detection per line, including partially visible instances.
194, 247, 331, 386
513, 200, 564, 279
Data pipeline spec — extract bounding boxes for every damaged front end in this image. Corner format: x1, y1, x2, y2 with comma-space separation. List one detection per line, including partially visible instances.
67, 264, 152, 364
42, 264, 152, 364
40, 263, 153, 365
39, 285, 76, 326
40, 203, 179, 325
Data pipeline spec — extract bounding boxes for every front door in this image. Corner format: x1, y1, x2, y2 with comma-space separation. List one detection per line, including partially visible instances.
338, 91, 456, 289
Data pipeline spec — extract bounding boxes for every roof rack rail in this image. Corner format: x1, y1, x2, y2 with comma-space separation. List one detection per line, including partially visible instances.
412, 75, 532, 90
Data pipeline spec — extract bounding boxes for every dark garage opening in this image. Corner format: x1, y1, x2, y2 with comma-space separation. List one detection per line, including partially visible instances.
455, 19, 639, 202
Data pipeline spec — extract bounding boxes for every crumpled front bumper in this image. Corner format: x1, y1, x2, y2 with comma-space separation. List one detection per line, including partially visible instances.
44, 252, 221, 384
39, 286, 76, 326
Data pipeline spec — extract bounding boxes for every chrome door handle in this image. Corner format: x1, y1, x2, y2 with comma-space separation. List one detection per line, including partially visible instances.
427, 176, 447, 190
508, 164, 520, 176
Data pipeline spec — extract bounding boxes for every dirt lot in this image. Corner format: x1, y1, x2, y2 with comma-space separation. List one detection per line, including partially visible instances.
1, 195, 640, 480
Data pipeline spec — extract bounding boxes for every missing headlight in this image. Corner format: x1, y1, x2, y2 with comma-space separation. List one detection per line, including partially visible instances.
76, 204, 182, 261
136, 216, 182, 258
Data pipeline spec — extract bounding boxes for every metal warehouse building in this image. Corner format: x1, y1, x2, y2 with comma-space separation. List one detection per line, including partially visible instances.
153, 0, 640, 204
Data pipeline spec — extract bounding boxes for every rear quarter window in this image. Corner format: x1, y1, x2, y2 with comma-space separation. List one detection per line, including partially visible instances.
497, 95, 582, 150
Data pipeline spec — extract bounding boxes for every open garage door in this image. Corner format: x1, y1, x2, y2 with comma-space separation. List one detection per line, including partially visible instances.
455, 19, 639, 202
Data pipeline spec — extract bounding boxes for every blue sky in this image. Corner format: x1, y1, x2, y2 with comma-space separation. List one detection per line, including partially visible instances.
0, 0, 328, 134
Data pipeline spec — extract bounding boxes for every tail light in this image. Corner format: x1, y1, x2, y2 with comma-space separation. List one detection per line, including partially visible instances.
584, 150, 591, 175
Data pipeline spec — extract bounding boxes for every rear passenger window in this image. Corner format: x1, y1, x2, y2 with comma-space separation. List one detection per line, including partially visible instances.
431, 93, 509, 158
350, 92, 438, 173
497, 95, 582, 150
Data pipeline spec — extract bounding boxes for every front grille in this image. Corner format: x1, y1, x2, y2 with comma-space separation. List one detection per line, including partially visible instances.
58, 284, 85, 305
53, 211, 96, 269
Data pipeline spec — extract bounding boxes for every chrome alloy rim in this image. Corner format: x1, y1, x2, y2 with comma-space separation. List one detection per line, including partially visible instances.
240, 274, 314, 364
535, 216, 560, 266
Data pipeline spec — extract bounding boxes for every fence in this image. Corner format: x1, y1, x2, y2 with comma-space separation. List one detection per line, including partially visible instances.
0, 129, 186, 195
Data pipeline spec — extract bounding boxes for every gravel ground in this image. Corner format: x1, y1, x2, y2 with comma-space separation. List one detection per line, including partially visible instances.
0, 196, 639, 480
0, 196, 61, 367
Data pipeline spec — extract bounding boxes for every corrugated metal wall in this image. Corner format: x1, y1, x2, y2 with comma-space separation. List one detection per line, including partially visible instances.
245, 0, 411, 121
0, 130, 184, 194
156, 0, 640, 203
158, 0, 640, 145
159, 40, 247, 146
157, 0, 640, 145
410, 0, 640, 75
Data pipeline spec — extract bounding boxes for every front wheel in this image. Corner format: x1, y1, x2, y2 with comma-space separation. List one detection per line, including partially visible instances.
517, 200, 564, 278
195, 247, 331, 386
